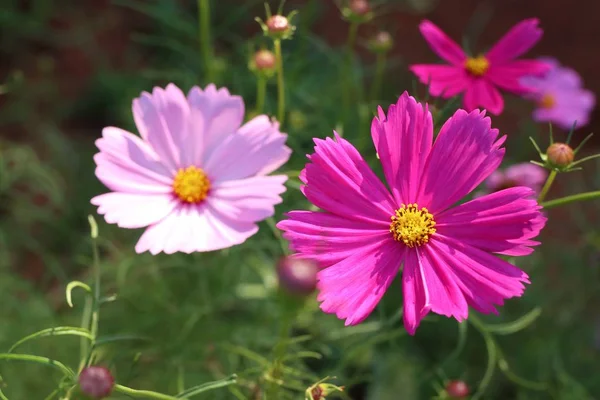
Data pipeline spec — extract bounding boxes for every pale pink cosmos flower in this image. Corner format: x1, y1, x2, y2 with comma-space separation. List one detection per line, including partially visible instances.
92, 84, 291, 254
483, 163, 547, 195
277, 92, 546, 335
410, 19, 550, 115
520, 58, 596, 130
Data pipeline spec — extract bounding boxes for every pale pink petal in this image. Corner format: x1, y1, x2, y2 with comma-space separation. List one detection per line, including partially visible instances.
371, 92, 433, 204
187, 84, 245, 164
417, 109, 505, 214
207, 175, 287, 223
463, 79, 504, 115
91, 192, 178, 228
402, 250, 430, 335
486, 19, 543, 63
419, 20, 466, 65
487, 60, 551, 94
299, 132, 396, 224
427, 237, 529, 315
132, 84, 191, 170
503, 163, 547, 193
277, 211, 390, 267
410, 65, 469, 98
94, 127, 173, 194
202, 119, 291, 182
134, 204, 258, 254
436, 187, 546, 256
317, 240, 404, 326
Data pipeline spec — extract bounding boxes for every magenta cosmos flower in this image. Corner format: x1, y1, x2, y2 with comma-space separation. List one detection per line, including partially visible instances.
277, 92, 546, 335
483, 163, 547, 195
92, 84, 291, 254
410, 19, 550, 115
520, 58, 595, 130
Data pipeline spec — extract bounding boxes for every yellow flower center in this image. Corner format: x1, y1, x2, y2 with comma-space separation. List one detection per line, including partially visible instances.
464, 55, 490, 77
172, 166, 211, 203
390, 204, 436, 248
539, 93, 556, 109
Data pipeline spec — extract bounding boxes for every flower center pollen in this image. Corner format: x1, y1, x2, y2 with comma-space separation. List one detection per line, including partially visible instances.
464, 55, 489, 77
172, 166, 211, 203
390, 204, 436, 248
539, 93, 556, 109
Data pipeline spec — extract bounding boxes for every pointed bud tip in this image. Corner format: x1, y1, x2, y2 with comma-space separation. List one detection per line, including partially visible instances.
547, 142, 574, 167
79, 366, 114, 399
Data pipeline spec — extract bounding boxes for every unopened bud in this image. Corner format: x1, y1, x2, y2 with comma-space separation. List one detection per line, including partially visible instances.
369, 31, 393, 53
79, 366, 114, 399
547, 142, 574, 167
277, 256, 319, 295
309, 382, 345, 399
349, 0, 371, 16
266, 15, 289, 34
446, 380, 469, 399
253, 49, 276, 71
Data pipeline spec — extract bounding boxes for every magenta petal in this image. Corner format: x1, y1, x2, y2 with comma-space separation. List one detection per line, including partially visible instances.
300, 132, 396, 224
94, 127, 173, 193
488, 60, 552, 94
91, 192, 177, 228
410, 65, 469, 98
436, 187, 546, 256
486, 18, 543, 63
428, 237, 529, 314
371, 92, 433, 204
402, 250, 430, 335
463, 79, 504, 115
317, 240, 404, 326
417, 109, 505, 214
277, 211, 390, 267
419, 20, 466, 65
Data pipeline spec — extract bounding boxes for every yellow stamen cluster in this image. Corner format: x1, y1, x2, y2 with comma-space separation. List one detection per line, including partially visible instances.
390, 204, 436, 248
172, 166, 211, 203
464, 55, 490, 77
539, 93, 556, 109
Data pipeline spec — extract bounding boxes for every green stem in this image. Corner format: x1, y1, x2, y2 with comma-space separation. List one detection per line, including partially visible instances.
265, 305, 296, 399
541, 190, 600, 209
197, 0, 214, 82
256, 76, 266, 114
274, 39, 285, 124
0, 353, 75, 379
78, 296, 92, 371
369, 52, 386, 104
537, 170, 557, 203
113, 384, 179, 400
86, 225, 102, 367
468, 314, 497, 400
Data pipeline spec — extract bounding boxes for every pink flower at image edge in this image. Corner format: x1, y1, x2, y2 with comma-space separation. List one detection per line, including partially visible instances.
484, 163, 548, 195
278, 92, 546, 335
410, 19, 550, 115
92, 84, 291, 254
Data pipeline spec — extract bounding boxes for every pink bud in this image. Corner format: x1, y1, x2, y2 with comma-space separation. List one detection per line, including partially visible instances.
254, 49, 276, 70
277, 256, 319, 295
79, 366, 114, 399
446, 380, 470, 399
547, 142, 574, 167
266, 15, 289, 33
349, 0, 371, 15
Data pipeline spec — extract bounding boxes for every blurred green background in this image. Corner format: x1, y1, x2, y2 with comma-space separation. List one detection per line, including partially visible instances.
1, 0, 599, 399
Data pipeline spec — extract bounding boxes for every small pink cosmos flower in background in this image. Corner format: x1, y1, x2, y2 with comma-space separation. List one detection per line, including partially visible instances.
520, 57, 596, 130
483, 163, 547, 196
410, 19, 550, 115
92, 84, 291, 254
277, 92, 546, 335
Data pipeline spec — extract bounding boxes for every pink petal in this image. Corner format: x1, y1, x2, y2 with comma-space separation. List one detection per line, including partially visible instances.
187, 84, 245, 164
277, 211, 390, 268
317, 240, 404, 326
402, 250, 431, 335
485, 18, 543, 63
463, 78, 504, 115
300, 132, 396, 224
132, 84, 191, 170
371, 92, 433, 204
436, 187, 546, 256
418, 20, 466, 65
94, 127, 173, 194
202, 118, 291, 182
134, 203, 258, 254
503, 163, 547, 193
488, 60, 552, 94
416, 109, 505, 214
427, 236, 529, 315
91, 192, 178, 228
410, 65, 469, 98
207, 175, 287, 223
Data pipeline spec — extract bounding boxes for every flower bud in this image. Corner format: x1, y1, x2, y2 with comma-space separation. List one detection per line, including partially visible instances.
446, 380, 470, 399
266, 15, 290, 34
547, 142, 574, 167
349, 0, 371, 16
253, 49, 276, 71
79, 366, 114, 399
277, 256, 319, 295
369, 31, 394, 53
